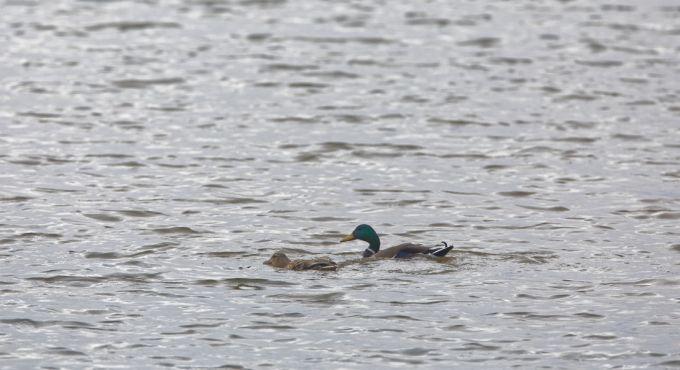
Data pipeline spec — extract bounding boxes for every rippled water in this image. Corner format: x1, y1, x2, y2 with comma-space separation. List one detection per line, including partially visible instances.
1, 0, 679, 368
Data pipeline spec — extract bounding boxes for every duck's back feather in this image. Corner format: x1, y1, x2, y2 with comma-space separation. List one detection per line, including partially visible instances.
373, 243, 453, 258
289, 257, 337, 271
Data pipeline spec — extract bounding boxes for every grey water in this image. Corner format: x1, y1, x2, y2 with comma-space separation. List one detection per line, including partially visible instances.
1, 0, 679, 368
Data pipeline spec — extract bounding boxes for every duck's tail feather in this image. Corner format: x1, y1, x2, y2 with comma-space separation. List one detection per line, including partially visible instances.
428, 242, 453, 257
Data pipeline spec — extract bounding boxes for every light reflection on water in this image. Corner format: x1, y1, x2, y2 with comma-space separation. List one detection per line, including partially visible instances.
1, 0, 679, 368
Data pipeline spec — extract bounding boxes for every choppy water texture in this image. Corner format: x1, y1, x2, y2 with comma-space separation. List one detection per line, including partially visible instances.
1, 0, 679, 368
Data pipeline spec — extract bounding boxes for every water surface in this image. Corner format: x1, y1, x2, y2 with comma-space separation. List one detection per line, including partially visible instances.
1, 0, 679, 368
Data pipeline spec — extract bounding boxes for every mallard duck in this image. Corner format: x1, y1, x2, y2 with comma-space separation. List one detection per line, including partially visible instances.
264, 251, 337, 271
340, 224, 453, 258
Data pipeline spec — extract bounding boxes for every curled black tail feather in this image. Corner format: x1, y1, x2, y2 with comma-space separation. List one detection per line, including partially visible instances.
428, 241, 453, 257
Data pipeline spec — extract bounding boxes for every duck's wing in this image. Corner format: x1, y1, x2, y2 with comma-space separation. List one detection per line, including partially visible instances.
289, 257, 337, 271
375, 242, 453, 258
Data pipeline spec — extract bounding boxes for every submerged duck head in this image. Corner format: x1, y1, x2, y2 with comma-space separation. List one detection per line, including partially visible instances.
340, 224, 381, 256
264, 251, 292, 268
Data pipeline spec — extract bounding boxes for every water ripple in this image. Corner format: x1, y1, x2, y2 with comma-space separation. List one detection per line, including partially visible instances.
1, 0, 678, 368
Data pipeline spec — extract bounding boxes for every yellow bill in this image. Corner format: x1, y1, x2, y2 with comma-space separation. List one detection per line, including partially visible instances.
340, 234, 355, 242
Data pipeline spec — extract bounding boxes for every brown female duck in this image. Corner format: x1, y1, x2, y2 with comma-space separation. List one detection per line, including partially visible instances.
264, 251, 337, 271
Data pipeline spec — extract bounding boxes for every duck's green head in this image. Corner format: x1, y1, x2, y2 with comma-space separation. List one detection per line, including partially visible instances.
340, 224, 380, 251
